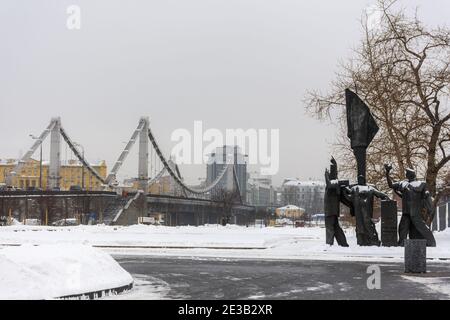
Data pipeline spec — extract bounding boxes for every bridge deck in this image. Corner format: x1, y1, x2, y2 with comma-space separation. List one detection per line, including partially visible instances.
0, 191, 117, 199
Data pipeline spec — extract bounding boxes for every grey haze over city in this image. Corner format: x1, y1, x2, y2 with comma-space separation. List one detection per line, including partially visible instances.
1, 0, 449, 185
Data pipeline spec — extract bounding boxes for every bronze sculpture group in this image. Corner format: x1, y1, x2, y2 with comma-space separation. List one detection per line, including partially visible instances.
324, 89, 436, 247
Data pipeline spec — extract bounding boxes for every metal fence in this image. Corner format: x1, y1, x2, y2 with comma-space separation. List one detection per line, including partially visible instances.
432, 201, 450, 232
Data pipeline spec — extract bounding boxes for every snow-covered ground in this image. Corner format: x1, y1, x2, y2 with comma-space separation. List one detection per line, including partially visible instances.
1, 224, 450, 263
401, 275, 450, 299
103, 274, 178, 300
0, 244, 133, 299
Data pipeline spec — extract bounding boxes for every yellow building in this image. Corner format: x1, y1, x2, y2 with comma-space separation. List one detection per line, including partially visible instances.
275, 205, 306, 220
0, 158, 107, 191
148, 176, 173, 194
126, 175, 182, 195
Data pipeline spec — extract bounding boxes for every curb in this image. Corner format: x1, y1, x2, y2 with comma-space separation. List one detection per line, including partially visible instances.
0, 243, 267, 250
58, 282, 134, 300
95, 245, 267, 250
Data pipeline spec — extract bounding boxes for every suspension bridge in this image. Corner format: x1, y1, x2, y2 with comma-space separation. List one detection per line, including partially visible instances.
0, 117, 255, 226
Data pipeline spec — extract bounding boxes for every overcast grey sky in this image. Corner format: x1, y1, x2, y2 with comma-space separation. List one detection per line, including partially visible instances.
1, 0, 449, 186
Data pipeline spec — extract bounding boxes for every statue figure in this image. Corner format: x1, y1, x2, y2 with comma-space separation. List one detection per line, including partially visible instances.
324, 157, 350, 247
343, 176, 389, 246
346, 89, 379, 180
384, 165, 436, 247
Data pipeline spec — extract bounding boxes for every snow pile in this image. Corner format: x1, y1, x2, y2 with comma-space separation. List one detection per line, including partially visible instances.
12, 219, 22, 225
0, 244, 133, 300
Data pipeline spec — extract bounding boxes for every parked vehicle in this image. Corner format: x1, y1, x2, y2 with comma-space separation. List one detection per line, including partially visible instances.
69, 185, 83, 191
311, 214, 326, 226
26, 186, 42, 192
139, 216, 156, 225
1, 185, 17, 191
295, 221, 306, 228
52, 218, 79, 226
24, 219, 41, 226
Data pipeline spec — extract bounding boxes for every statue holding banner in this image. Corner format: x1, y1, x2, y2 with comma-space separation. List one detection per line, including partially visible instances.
344, 89, 390, 246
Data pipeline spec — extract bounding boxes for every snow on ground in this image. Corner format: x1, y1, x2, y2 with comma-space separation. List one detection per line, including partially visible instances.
0, 224, 282, 248
0, 244, 133, 300
1, 224, 450, 262
401, 275, 450, 298
102, 274, 180, 300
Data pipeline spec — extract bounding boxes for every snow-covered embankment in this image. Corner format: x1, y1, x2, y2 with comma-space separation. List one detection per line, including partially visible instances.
0, 244, 133, 299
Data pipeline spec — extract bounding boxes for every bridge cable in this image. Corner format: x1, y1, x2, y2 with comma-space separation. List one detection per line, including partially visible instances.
59, 126, 107, 185
147, 128, 231, 195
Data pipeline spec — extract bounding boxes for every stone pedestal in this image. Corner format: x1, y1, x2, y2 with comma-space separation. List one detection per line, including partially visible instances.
404, 239, 427, 273
381, 200, 398, 247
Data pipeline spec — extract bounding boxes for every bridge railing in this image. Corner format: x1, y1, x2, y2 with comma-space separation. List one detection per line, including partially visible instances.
0, 190, 117, 197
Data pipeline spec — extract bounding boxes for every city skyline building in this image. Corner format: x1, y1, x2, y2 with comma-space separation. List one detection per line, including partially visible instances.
281, 178, 326, 216
206, 146, 247, 200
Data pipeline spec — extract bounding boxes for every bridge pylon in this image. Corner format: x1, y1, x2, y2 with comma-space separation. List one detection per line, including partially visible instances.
138, 116, 150, 192
48, 117, 62, 189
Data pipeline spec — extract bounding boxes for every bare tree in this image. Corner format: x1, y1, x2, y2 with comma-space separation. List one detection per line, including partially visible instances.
212, 188, 241, 226
305, 0, 450, 204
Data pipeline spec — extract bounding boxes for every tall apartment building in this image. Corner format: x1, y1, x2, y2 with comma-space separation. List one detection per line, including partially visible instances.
206, 146, 247, 200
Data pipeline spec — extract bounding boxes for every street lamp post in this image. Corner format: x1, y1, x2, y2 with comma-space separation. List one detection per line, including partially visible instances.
29, 134, 43, 189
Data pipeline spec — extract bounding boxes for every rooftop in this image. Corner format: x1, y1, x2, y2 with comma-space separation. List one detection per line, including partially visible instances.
0, 158, 106, 167
282, 179, 325, 187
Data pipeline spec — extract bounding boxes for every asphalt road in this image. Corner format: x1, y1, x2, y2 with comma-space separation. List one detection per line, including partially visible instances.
113, 255, 450, 300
